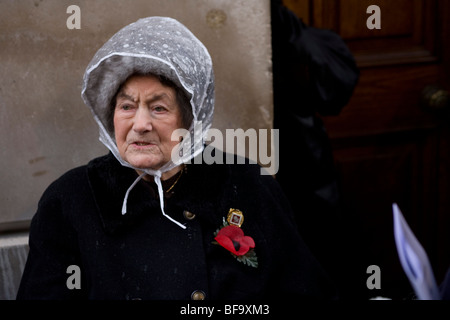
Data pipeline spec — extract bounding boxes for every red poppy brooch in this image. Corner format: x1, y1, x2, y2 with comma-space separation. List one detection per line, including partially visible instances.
213, 209, 258, 268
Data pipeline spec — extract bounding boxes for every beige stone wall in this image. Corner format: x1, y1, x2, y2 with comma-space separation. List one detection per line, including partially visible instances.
0, 233, 28, 300
0, 0, 273, 224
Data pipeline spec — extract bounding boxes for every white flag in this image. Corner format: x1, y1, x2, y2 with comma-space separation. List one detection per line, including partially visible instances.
393, 203, 441, 300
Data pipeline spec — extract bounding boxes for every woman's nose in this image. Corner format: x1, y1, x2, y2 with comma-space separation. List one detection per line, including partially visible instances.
132, 107, 153, 133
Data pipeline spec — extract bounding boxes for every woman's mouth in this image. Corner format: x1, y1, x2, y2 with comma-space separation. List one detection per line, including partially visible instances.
131, 141, 155, 149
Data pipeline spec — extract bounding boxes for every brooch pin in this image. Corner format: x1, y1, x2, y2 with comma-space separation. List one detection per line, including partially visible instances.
227, 208, 244, 227
213, 209, 258, 268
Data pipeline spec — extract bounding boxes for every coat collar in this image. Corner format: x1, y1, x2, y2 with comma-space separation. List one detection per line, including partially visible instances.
87, 152, 231, 234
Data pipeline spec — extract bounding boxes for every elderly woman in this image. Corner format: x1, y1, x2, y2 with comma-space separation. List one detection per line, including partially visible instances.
17, 17, 336, 300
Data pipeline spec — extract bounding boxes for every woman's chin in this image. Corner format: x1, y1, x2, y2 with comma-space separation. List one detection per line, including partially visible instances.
126, 155, 165, 171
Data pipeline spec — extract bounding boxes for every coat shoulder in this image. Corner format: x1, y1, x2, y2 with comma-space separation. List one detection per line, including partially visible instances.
40, 154, 112, 204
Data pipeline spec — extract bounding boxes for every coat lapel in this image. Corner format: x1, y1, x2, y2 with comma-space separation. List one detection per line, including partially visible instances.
86, 153, 159, 234
86, 151, 236, 235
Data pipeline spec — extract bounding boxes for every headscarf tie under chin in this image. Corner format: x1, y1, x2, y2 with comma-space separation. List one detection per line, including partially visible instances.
121, 172, 187, 229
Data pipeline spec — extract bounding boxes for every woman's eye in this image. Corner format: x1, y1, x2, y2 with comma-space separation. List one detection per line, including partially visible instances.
121, 105, 132, 111
154, 106, 167, 112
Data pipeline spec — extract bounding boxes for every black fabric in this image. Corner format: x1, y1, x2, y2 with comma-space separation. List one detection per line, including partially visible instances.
271, 0, 359, 117
17, 152, 337, 300
271, 0, 361, 299
440, 267, 450, 300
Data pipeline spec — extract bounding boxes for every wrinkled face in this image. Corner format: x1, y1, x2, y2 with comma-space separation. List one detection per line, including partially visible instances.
113, 74, 183, 170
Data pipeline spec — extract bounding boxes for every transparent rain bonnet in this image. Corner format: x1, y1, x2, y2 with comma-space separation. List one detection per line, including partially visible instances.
81, 17, 214, 229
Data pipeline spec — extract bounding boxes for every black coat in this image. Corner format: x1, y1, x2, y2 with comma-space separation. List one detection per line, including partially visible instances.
17, 152, 336, 300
